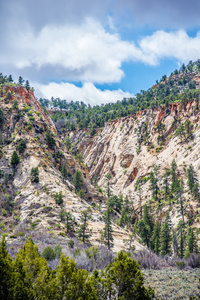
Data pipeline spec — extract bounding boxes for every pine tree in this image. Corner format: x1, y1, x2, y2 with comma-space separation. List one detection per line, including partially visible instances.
61, 165, 68, 180
152, 221, 160, 254
0, 107, 4, 126
162, 168, 170, 201
18, 76, 24, 86
185, 228, 198, 257
65, 212, 75, 234
187, 164, 200, 199
73, 170, 82, 193
25, 80, 30, 91
77, 209, 92, 243
160, 214, 172, 256
103, 207, 114, 250
104, 172, 112, 198
179, 227, 185, 259
8, 75, 13, 82
54, 191, 64, 206
10, 151, 20, 167
149, 168, 159, 202
170, 159, 179, 194
46, 130, 56, 149
176, 177, 185, 222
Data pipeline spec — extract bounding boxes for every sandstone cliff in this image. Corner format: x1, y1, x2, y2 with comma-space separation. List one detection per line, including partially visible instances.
70, 100, 200, 229
0, 85, 137, 252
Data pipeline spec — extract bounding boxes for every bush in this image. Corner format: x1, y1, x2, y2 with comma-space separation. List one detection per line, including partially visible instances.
30, 167, 39, 183
133, 250, 164, 269
187, 253, 200, 268
68, 240, 74, 248
42, 246, 56, 261
16, 139, 26, 154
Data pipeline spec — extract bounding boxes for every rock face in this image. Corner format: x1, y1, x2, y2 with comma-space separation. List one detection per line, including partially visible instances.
0, 86, 136, 252
70, 100, 200, 228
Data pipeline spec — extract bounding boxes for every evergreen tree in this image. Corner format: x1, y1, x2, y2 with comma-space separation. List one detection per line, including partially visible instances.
103, 207, 114, 250
152, 221, 160, 254
18, 76, 24, 86
45, 130, 56, 149
135, 177, 143, 218
8, 75, 13, 82
0, 236, 14, 300
184, 119, 193, 138
101, 251, 154, 299
185, 228, 198, 257
0, 107, 4, 126
176, 177, 185, 222
118, 196, 131, 227
77, 209, 92, 243
160, 214, 172, 256
138, 219, 151, 248
149, 167, 159, 202
10, 151, 20, 167
61, 165, 68, 180
30, 167, 39, 183
187, 164, 200, 199
170, 159, 179, 194
179, 226, 185, 259
104, 172, 112, 197
162, 168, 170, 201
25, 80, 30, 91
54, 191, 64, 206
73, 170, 82, 193
65, 212, 75, 234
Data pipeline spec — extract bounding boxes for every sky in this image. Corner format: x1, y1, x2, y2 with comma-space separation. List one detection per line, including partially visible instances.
1, 0, 200, 105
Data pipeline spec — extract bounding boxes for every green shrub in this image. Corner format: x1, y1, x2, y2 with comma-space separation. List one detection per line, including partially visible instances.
68, 240, 75, 248
42, 246, 56, 261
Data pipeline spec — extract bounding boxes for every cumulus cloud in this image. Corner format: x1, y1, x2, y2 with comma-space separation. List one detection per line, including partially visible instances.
139, 30, 200, 65
0, 18, 144, 83
34, 81, 134, 106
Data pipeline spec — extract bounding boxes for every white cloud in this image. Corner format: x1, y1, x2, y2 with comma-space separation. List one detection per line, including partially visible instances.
139, 30, 200, 65
1, 18, 142, 83
34, 81, 134, 106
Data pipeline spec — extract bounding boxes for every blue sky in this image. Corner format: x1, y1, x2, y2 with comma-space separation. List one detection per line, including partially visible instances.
1, 0, 200, 105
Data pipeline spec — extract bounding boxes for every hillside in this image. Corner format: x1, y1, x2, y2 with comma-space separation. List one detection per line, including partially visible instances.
70, 100, 200, 229
0, 83, 137, 252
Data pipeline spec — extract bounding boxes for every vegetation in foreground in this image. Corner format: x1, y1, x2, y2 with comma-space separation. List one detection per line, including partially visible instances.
0, 236, 154, 300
